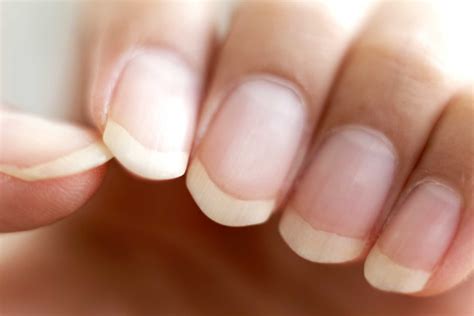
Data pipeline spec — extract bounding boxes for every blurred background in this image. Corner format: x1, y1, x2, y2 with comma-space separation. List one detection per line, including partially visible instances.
1, 1, 84, 120
0, 1, 235, 122
2, 0, 473, 126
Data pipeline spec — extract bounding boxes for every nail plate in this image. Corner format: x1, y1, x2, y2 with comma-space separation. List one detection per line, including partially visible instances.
187, 78, 306, 226
103, 50, 200, 180
365, 181, 461, 293
279, 209, 366, 263
0, 111, 111, 181
281, 127, 396, 262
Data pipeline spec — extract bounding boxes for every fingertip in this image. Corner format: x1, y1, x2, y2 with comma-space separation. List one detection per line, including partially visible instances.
186, 159, 274, 226
103, 119, 188, 180
0, 165, 107, 232
279, 210, 366, 264
0, 108, 112, 231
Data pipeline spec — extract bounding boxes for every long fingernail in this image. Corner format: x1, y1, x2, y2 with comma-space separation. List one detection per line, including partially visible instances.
103, 50, 199, 180
187, 78, 306, 226
280, 127, 396, 262
365, 181, 461, 293
0, 111, 112, 181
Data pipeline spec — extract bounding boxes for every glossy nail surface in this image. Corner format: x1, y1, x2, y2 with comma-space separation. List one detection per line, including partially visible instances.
187, 78, 306, 226
281, 127, 396, 262
0, 111, 111, 181
365, 181, 461, 293
103, 50, 200, 180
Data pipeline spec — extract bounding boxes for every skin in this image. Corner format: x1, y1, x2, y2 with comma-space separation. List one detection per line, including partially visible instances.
0, 163, 472, 315
1, 1, 473, 315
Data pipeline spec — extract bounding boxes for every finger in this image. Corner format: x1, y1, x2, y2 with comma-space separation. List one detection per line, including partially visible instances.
364, 88, 474, 295
280, 1, 458, 263
87, 1, 215, 180
0, 109, 111, 231
186, 0, 372, 226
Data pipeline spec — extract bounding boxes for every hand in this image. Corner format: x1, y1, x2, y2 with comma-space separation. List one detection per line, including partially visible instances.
1, 1, 473, 315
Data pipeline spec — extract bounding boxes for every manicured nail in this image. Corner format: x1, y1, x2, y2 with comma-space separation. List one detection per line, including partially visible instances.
103, 50, 200, 180
0, 111, 112, 181
187, 78, 306, 226
365, 181, 461, 293
280, 127, 396, 262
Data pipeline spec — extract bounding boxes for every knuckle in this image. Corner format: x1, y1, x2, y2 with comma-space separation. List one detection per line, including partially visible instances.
354, 40, 447, 89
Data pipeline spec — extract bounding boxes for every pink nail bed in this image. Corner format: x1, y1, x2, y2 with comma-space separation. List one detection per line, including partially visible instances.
378, 181, 462, 270
187, 78, 306, 226
293, 127, 397, 238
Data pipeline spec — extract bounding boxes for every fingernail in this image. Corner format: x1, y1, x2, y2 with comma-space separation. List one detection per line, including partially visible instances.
0, 111, 112, 181
279, 209, 365, 263
187, 78, 306, 226
281, 127, 396, 262
365, 181, 461, 293
103, 50, 199, 180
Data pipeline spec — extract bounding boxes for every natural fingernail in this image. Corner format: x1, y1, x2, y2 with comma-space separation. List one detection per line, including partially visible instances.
365, 181, 461, 293
279, 209, 366, 263
187, 78, 306, 226
103, 50, 200, 180
0, 111, 111, 181
281, 127, 396, 262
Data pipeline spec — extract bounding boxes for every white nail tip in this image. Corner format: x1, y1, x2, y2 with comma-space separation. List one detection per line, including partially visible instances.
0, 142, 112, 181
186, 159, 274, 227
279, 210, 365, 263
364, 246, 430, 293
103, 120, 189, 180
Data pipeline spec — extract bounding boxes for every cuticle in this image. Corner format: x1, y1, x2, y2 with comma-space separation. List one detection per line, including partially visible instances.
323, 124, 400, 164
103, 45, 198, 129
406, 177, 463, 205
